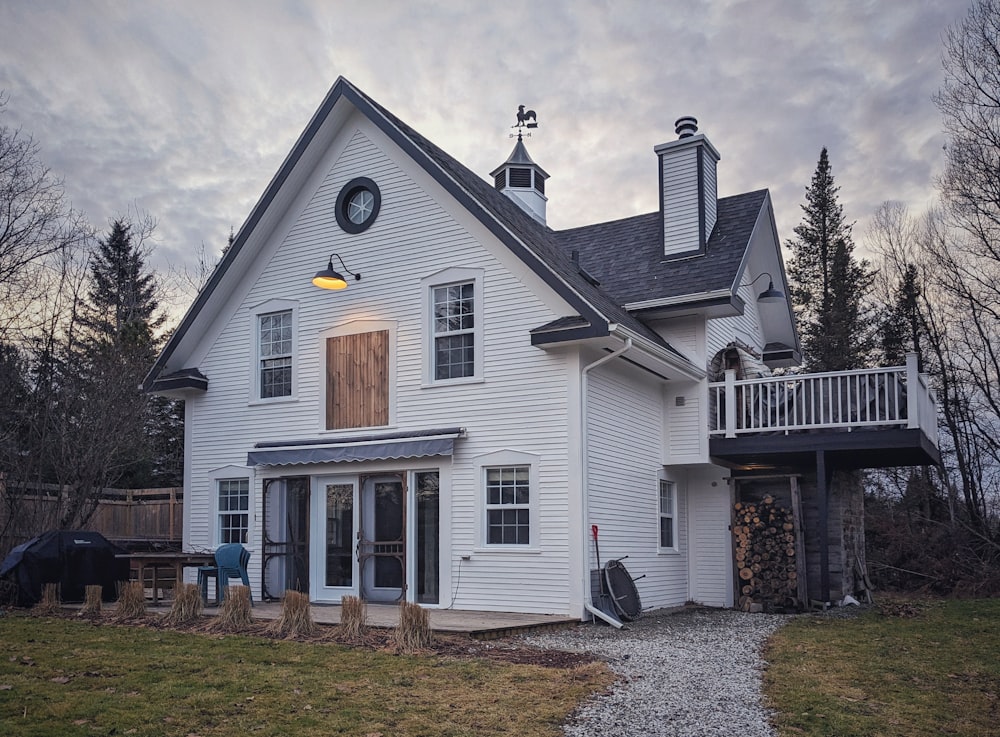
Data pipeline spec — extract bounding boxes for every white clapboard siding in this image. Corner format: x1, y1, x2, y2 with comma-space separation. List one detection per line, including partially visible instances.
659, 138, 719, 257
662, 146, 701, 257
586, 365, 689, 609
654, 316, 703, 364
707, 280, 765, 362
184, 121, 578, 614
667, 390, 703, 463
703, 153, 718, 239
656, 318, 707, 464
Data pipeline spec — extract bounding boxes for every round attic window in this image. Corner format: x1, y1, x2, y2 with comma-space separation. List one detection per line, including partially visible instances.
335, 177, 381, 234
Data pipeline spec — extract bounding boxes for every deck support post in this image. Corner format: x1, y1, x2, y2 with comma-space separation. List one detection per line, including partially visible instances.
816, 449, 831, 604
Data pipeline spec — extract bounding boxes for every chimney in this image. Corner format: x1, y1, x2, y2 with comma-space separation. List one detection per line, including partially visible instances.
490, 135, 549, 225
654, 117, 720, 257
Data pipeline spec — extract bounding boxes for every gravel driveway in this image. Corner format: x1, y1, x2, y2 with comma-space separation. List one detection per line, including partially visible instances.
522, 607, 790, 737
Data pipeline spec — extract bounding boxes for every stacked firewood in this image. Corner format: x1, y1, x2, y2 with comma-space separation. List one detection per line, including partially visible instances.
733, 495, 798, 612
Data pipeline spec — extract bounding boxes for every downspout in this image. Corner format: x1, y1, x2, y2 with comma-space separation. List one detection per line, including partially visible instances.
581, 337, 632, 625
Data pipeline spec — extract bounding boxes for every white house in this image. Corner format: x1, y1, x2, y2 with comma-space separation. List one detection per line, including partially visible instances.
145, 78, 938, 617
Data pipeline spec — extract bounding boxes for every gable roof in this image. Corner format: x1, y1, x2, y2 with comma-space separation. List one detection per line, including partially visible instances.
146, 78, 776, 391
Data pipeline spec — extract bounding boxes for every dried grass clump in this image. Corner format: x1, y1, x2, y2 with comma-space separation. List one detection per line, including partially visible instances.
79, 585, 103, 618
32, 583, 61, 615
211, 585, 253, 632
164, 583, 204, 625
268, 590, 316, 638
113, 580, 146, 621
394, 601, 432, 652
339, 595, 367, 640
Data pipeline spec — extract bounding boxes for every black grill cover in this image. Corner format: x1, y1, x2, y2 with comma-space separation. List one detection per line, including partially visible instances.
0, 530, 130, 606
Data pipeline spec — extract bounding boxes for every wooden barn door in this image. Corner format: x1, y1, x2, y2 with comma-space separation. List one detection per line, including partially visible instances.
326, 331, 388, 430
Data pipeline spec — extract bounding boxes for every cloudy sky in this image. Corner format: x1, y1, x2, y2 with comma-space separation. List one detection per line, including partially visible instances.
0, 0, 971, 313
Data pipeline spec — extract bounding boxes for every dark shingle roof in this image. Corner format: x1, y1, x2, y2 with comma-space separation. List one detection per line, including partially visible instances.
554, 190, 768, 307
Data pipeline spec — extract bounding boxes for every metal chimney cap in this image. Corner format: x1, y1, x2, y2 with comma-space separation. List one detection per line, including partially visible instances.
674, 116, 699, 139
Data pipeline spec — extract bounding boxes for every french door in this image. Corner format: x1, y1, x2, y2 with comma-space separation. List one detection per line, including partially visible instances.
359, 475, 405, 602
261, 477, 310, 601
312, 470, 439, 604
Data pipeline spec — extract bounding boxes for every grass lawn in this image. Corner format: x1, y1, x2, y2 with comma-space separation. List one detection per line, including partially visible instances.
764, 597, 1000, 737
0, 613, 611, 737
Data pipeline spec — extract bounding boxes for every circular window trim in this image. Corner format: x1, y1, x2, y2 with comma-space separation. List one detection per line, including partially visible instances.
335, 177, 381, 234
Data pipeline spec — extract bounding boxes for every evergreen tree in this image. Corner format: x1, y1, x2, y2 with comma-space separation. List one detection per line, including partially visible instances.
786, 148, 876, 371
879, 262, 923, 369
82, 219, 163, 361
77, 218, 179, 489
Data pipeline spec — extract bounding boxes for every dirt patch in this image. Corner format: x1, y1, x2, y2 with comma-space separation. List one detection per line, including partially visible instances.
41, 609, 596, 669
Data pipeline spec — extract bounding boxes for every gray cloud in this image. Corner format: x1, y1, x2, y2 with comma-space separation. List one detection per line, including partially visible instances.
0, 0, 972, 313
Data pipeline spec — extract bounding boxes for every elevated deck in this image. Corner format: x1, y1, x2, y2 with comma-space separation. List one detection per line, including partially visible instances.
708, 353, 939, 470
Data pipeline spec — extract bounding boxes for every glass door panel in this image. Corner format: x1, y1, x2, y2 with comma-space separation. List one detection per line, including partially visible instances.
360, 476, 405, 602
324, 482, 355, 588
415, 471, 440, 604
262, 477, 310, 600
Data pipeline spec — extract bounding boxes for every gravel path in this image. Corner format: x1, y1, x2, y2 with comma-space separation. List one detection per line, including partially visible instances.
522, 607, 790, 737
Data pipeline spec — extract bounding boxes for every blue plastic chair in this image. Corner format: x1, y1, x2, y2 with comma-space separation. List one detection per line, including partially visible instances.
197, 544, 252, 605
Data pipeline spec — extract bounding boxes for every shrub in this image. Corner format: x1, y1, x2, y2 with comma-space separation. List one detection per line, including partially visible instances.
164, 583, 204, 625
113, 581, 146, 621
340, 595, 367, 640
268, 590, 316, 638
394, 601, 432, 652
32, 583, 61, 615
79, 584, 103, 618
211, 585, 253, 632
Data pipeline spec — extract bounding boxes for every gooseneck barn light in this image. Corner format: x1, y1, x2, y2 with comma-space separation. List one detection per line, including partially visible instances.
747, 272, 785, 304
312, 253, 362, 290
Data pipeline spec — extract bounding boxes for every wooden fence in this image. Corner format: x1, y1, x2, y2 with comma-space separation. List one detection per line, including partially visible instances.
0, 485, 183, 555
85, 487, 183, 542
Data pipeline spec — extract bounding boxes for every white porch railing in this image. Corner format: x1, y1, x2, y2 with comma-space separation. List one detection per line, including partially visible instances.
708, 352, 938, 445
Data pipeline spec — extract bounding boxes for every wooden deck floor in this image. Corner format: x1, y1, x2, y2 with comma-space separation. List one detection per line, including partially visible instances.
143, 600, 578, 639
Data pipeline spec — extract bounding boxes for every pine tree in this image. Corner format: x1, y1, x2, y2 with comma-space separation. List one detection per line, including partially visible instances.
786, 148, 876, 371
880, 262, 923, 369
77, 218, 179, 489
83, 219, 163, 362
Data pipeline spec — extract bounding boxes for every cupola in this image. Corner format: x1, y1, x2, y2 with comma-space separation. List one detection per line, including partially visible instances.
654, 116, 721, 258
490, 133, 549, 225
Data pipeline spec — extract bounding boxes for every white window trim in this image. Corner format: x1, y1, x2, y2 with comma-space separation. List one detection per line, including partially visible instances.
317, 320, 397, 433
658, 476, 680, 554
473, 449, 540, 553
421, 267, 485, 387
249, 298, 299, 405
208, 465, 255, 548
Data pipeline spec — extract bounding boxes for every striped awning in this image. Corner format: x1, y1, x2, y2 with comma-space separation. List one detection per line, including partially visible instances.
246, 429, 463, 467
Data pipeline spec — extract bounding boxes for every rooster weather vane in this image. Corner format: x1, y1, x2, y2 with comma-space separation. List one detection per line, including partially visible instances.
510, 104, 539, 139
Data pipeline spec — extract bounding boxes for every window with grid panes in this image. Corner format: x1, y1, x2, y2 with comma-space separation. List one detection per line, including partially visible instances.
432, 282, 475, 380
259, 310, 292, 398
218, 479, 249, 544
485, 466, 530, 545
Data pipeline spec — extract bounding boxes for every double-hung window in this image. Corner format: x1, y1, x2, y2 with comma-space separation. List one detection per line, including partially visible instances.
659, 479, 677, 550
485, 466, 531, 545
218, 479, 250, 544
433, 282, 475, 380
259, 310, 292, 398
422, 268, 483, 385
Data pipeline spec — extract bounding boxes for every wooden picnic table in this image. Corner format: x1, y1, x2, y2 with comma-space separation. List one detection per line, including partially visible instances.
115, 551, 216, 604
